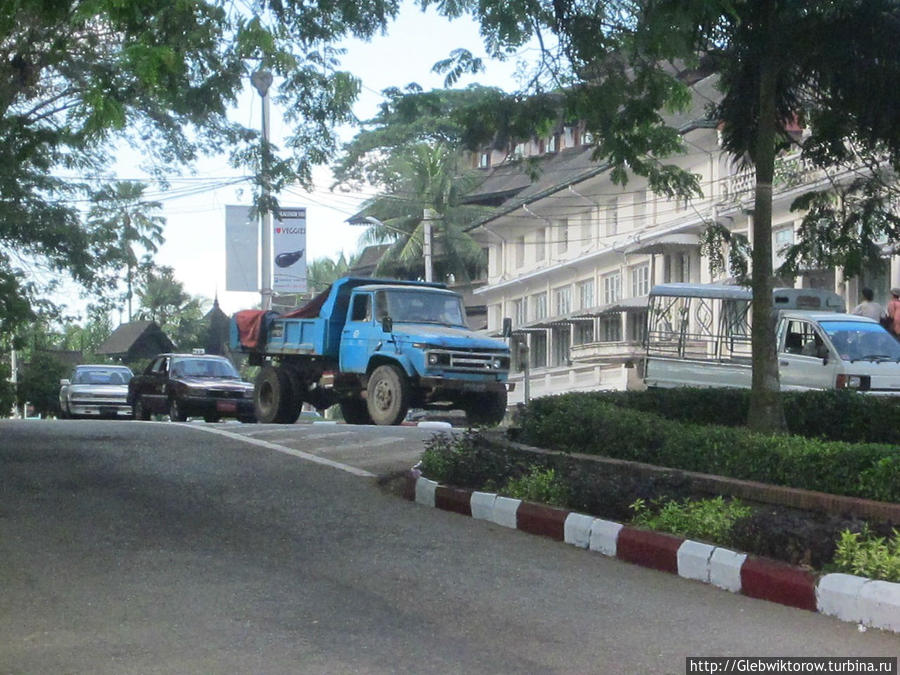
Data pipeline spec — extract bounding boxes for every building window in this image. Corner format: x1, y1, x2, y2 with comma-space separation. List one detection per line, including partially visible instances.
629, 311, 647, 344
557, 219, 568, 254
633, 189, 647, 228
513, 298, 527, 327
773, 226, 794, 270
516, 236, 525, 268
551, 326, 570, 366
535, 228, 546, 262
631, 263, 650, 297
664, 253, 692, 283
532, 292, 548, 321
554, 285, 572, 315
531, 331, 547, 368
574, 321, 594, 345
478, 150, 491, 168
547, 134, 559, 153
600, 315, 622, 342
606, 197, 618, 236
578, 279, 595, 310
603, 272, 622, 304
581, 211, 594, 246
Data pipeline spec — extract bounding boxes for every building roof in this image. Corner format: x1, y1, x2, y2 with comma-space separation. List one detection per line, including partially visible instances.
96, 320, 175, 356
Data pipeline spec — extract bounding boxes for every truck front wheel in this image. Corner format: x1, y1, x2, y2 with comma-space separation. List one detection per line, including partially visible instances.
464, 389, 508, 427
366, 364, 409, 426
255, 365, 301, 424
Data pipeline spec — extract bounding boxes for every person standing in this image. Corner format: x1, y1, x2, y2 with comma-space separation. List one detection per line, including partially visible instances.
852, 287, 885, 321
887, 288, 900, 337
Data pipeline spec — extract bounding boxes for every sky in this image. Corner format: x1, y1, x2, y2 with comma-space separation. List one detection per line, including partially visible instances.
114, 2, 526, 318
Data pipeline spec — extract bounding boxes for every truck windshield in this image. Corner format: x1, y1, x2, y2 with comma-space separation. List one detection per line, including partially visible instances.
380, 290, 466, 326
820, 320, 900, 362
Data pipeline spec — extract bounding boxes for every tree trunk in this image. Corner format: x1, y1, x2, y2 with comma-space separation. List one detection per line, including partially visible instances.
747, 0, 787, 433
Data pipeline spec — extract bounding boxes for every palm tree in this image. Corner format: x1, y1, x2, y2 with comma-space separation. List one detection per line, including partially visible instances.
359, 143, 489, 283
87, 181, 165, 321
306, 252, 356, 293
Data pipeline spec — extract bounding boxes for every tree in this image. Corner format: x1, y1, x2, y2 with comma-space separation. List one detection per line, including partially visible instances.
307, 252, 355, 294
86, 182, 165, 321
422, 0, 900, 431
357, 143, 489, 282
1, 0, 404, 333
134, 264, 207, 349
16, 351, 68, 418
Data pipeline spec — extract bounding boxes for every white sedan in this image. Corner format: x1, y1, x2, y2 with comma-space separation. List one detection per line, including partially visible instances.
59, 365, 134, 419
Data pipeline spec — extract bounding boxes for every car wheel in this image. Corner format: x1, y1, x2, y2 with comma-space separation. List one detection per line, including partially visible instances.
169, 398, 187, 422
365, 364, 409, 426
133, 397, 151, 421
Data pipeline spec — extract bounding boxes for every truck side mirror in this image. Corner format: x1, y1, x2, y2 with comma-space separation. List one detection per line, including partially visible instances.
502, 317, 512, 338
59, 379, 70, 386
381, 315, 393, 333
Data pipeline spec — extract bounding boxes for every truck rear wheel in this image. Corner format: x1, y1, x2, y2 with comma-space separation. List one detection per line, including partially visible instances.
340, 399, 372, 425
255, 365, 301, 424
464, 389, 508, 427
366, 364, 409, 426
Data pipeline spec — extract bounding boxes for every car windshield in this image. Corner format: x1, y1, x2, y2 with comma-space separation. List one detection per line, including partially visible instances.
820, 320, 900, 362
73, 368, 132, 385
379, 290, 466, 326
171, 358, 239, 378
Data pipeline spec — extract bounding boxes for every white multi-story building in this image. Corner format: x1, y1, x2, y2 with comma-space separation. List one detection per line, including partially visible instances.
465, 74, 900, 404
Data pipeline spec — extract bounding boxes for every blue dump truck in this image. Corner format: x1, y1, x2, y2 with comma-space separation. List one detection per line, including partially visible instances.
230, 277, 513, 426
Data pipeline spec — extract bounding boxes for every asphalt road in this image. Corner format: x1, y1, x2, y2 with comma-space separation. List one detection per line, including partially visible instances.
1, 419, 897, 674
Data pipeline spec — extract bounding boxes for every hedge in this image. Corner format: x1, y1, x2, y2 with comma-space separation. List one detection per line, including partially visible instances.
516, 394, 900, 503
582, 388, 900, 446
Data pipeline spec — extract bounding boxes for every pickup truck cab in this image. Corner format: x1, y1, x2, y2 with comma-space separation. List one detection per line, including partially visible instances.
643, 283, 900, 394
231, 278, 512, 425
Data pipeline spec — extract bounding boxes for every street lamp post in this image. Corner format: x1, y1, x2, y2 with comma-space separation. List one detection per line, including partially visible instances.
251, 69, 274, 310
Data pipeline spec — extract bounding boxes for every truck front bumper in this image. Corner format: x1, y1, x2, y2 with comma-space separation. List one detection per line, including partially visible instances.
417, 377, 514, 394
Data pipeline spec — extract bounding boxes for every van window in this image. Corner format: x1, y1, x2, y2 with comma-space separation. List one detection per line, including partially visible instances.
782, 321, 827, 357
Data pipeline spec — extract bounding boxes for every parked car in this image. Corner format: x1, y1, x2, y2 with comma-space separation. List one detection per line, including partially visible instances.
127, 353, 255, 423
59, 365, 134, 419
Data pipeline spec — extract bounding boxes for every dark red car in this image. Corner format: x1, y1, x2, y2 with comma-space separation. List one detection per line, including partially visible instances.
128, 353, 256, 423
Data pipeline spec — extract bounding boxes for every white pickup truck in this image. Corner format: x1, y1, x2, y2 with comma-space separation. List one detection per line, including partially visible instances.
643, 283, 900, 395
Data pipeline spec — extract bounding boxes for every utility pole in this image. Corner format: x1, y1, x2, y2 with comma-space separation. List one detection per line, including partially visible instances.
422, 207, 435, 283
251, 69, 274, 310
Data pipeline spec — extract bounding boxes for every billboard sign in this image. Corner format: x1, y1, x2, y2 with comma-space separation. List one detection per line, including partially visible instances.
224, 205, 258, 292
273, 207, 307, 294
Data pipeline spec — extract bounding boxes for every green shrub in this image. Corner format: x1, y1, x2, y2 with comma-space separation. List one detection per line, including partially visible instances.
630, 496, 751, 546
833, 527, 900, 582
419, 430, 524, 489
516, 394, 900, 502
580, 388, 900, 445
500, 467, 570, 507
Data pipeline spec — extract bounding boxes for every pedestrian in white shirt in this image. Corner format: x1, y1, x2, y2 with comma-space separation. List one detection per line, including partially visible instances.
851, 287, 885, 321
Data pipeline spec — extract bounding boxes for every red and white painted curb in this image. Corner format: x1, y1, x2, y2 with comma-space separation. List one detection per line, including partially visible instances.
405, 471, 900, 634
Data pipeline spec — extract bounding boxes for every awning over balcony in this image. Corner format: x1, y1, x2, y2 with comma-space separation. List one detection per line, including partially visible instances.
626, 233, 700, 255
517, 296, 651, 331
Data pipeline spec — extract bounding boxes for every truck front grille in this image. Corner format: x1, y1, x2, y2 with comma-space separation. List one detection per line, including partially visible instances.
426, 349, 510, 373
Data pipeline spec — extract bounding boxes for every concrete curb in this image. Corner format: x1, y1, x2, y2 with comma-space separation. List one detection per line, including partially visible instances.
406, 471, 900, 634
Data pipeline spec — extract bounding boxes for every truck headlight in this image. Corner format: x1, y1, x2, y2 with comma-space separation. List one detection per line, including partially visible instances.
428, 353, 440, 366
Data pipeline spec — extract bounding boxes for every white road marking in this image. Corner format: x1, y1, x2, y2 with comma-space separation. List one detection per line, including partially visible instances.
187, 425, 375, 478
316, 436, 405, 453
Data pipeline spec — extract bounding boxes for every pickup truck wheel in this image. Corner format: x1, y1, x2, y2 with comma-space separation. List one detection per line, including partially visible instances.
464, 389, 508, 427
169, 398, 188, 422
133, 397, 151, 421
366, 364, 409, 426
340, 400, 372, 425
255, 365, 301, 424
